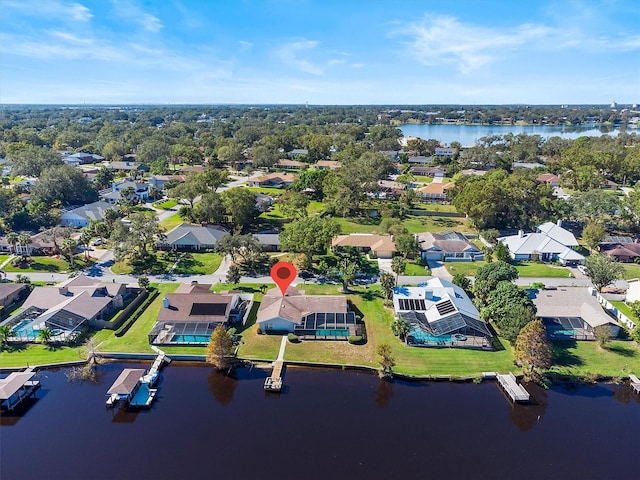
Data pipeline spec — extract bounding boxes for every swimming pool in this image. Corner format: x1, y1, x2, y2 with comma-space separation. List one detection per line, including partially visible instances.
408, 326, 452, 344
170, 334, 211, 343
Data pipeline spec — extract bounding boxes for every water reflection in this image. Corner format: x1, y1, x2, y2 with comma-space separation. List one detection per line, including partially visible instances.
0, 397, 41, 426
374, 379, 394, 408
612, 381, 640, 405
110, 407, 140, 423
508, 383, 549, 432
207, 369, 238, 406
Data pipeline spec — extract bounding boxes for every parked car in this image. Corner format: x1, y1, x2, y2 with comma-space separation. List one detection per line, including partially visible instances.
90, 238, 104, 246
577, 265, 589, 276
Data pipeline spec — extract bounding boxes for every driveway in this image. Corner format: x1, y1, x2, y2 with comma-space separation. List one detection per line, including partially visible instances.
426, 259, 453, 280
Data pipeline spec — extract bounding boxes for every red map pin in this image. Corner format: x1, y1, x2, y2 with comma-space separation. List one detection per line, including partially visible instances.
270, 261, 297, 296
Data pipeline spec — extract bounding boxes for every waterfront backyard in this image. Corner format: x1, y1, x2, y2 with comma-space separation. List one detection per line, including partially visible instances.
2, 283, 638, 379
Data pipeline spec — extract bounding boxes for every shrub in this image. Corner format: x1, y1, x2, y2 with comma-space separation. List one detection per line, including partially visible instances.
348, 335, 363, 345
287, 333, 299, 343
632, 327, 640, 344
256, 325, 263, 335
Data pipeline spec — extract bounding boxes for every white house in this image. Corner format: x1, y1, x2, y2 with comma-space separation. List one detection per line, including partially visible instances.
393, 278, 492, 348
536, 221, 579, 248
416, 231, 483, 262
626, 278, 640, 304
60, 202, 118, 228
498, 227, 584, 266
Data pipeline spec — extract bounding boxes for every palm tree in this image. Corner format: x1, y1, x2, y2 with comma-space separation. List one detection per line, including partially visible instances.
92, 220, 109, 243
391, 256, 406, 286
37, 327, 53, 344
79, 228, 93, 261
0, 325, 15, 347
5, 232, 19, 255
60, 238, 77, 269
17, 233, 32, 260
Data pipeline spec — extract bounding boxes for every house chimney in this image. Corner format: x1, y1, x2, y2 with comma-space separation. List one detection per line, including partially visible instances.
424, 290, 433, 300
59, 286, 69, 295
162, 297, 170, 308
557, 219, 563, 227
518, 230, 524, 238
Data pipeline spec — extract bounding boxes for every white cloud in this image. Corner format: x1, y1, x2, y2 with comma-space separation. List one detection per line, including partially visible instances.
2, 0, 93, 22
111, 0, 163, 33
275, 40, 324, 75
238, 40, 253, 51
394, 13, 640, 74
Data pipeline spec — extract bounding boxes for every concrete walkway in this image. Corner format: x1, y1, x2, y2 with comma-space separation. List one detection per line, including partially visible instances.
277, 336, 287, 361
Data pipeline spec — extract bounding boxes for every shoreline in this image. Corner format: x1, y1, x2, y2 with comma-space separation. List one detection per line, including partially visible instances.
1, 352, 633, 385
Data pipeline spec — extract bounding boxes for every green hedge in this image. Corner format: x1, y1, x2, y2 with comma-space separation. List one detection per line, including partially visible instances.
115, 288, 160, 337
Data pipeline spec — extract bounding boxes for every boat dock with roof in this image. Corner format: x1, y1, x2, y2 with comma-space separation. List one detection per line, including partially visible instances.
497, 373, 530, 403
0, 368, 40, 411
106, 348, 168, 408
630, 374, 640, 395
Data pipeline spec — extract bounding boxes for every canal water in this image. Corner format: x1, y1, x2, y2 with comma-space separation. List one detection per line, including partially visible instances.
399, 123, 625, 145
1, 362, 638, 480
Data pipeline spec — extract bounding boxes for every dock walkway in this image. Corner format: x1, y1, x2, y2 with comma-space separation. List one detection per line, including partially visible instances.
264, 336, 287, 392
497, 373, 530, 403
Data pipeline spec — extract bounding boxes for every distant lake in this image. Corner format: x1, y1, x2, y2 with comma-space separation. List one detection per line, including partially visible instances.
400, 123, 626, 145
1, 363, 638, 480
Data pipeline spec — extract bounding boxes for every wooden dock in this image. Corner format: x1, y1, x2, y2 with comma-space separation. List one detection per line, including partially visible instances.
0, 368, 40, 411
264, 360, 284, 391
497, 373, 530, 403
630, 374, 640, 395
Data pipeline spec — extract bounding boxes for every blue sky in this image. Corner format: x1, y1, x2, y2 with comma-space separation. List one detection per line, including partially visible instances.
1, 0, 639, 104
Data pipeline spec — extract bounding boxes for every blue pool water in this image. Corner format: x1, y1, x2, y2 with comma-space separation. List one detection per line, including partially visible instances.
170, 334, 211, 343
408, 327, 452, 344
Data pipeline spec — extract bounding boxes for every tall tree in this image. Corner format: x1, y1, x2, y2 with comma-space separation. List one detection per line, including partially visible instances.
391, 256, 406, 285
394, 234, 419, 258
581, 220, 607, 251
380, 272, 396, 305
206, 324, 234, 370
221, 188, 258, 230
473, 261, 519, 305
31, 165, 98, 207
111, 212, 165, 262
277, 191, 309, 219
584, 253, 624, 292
514, 320, 553, 381
376, 343, 396, 378
280, 216, 339, 266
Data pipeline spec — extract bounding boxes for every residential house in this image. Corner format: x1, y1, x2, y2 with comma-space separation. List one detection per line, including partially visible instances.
537, 173, 560, 187
274, 159, 306, 170
100, 180, 149, 204
497, 229, 584, 266
600, 243, 640, 263
148, 284, 253, 344
60, 202, 118, 228
536, 221, 579, 248
288, 149, 309, 158
248, 172, 298, 188
5, 276, 128, 341
62, 152, 104, 165
416, 231, 483, 262
407, 156, 432, 164
148, 175, 186, 190
332, 234, 396, 259
0, 230, 62, 256
157, 223, 229, 251
530, 287, 620, 340
255, 233, 281, 252
513, 162, 544, 170
104, 161, 148, 173
409, 166, 445, 177
256, 286, 357, 339
434, 147, 456, 158
315, 160, 342, 170
626, 278, 640, 303
0, 283, 29, 308
460, 168, 488, 176
393, 278, 493, 348
416, 182, 455, 204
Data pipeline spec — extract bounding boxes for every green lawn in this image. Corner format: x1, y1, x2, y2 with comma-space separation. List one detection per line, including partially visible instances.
94, 283, 180, 354
547, 340, 640, 378
0, 344, 86, 368
112, 252, 222, 275
156, 199, 178, 210
332, 214, 470, 235
446, 260, 571, 278
404, 262, 430, 276
622, 263, 640, 280
0, 254, 10, 264
4, 255, 95, 273
610, 301, 638, 323
160, 212, 185, 230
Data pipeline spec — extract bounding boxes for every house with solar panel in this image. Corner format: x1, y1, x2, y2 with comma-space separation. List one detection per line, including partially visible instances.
393, 278, 493, 349
148, 284, 253, 345
256, 286, 360, 340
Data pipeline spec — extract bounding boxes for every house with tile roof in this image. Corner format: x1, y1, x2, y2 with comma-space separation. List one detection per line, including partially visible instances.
248, 172, 298, 188
331, 234, 396, 259
256, 287, 357, 339
157, 223, 229, 251
416, 181, 455, 203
